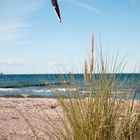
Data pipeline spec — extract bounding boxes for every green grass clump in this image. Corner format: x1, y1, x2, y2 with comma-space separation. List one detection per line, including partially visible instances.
19, 35, 140, 140
40, 34, 140, 140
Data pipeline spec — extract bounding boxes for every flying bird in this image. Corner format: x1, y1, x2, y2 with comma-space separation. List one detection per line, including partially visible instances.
50, 0, 61, 22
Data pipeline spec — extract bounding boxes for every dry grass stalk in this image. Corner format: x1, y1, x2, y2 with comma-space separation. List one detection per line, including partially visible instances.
90, 33, 94, 81
84, 60, 87, 84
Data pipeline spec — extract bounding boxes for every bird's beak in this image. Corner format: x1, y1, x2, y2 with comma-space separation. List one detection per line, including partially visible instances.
51, 0, 61, 23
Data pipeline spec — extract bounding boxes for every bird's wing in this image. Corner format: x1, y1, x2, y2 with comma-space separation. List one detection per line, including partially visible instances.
50, 0, 61, 22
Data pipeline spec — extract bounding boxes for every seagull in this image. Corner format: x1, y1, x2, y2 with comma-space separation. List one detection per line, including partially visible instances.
50, 0, 61, 22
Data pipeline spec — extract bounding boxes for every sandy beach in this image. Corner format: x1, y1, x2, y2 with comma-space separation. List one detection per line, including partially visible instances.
0, 98, 139, 140
0, 98, 63, 140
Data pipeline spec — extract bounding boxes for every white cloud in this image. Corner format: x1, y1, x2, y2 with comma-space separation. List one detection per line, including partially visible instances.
0, 62, 24, 74
49, 61, 66, 66
0, 0, 47, 73
61, 0, 110, 18
0, 62, 43, 74
0, 0, 45, 48
0, 20, 28, 48
0, 0, 45, 19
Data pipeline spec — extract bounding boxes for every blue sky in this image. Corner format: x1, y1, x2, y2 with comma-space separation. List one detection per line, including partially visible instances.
0, 0, 140, 74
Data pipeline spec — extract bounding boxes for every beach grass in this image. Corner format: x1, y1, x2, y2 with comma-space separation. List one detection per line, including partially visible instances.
10, 34, 140, 140
32, 34, 140, 140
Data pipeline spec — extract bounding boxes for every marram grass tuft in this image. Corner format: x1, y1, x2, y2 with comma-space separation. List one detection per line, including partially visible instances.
21, 34, 140, 140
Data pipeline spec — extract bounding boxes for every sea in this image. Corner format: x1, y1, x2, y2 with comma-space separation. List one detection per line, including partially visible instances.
0, 74, 140, 99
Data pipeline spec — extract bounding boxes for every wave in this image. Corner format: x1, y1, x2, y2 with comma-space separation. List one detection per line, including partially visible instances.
0, 86, 140, 99
0, 88, 20, 91
0, 87, 78, 98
